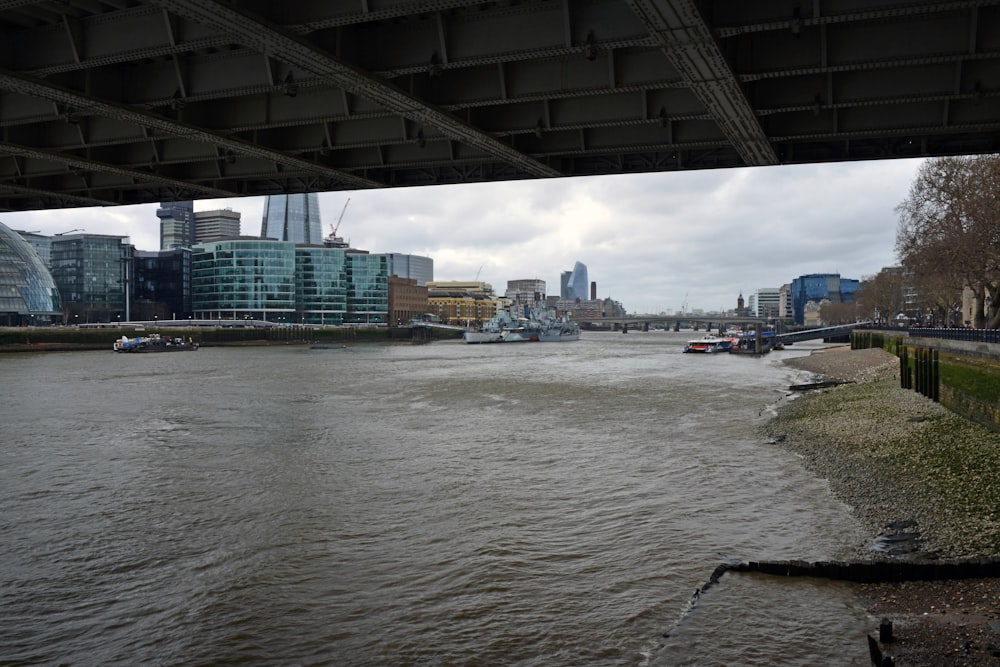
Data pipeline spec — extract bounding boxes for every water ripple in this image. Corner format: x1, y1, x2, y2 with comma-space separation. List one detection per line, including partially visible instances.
0, 336, 870, 665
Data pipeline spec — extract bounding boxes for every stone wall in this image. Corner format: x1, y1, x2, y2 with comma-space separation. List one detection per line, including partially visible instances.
853, 330, 1000, 432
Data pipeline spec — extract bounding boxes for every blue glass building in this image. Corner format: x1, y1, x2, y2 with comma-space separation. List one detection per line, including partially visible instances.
790, 273, 860, 324
260, 193, 323, 245
0, 221, 61, 325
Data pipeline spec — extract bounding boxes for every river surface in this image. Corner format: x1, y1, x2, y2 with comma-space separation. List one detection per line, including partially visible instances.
0, 330, 875, 665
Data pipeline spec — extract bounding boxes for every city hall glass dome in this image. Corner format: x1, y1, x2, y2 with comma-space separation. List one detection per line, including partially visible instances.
0, 221, 61, 325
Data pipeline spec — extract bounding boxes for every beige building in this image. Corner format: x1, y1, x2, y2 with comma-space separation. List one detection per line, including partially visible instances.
194, 208, 242, 243
426, 280, 494, 297
426, 280, 500, 324
427, 294, 499, 324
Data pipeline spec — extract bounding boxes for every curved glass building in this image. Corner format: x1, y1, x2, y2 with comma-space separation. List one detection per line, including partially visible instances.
0, 221, 62, 325
566, 261, 589, 301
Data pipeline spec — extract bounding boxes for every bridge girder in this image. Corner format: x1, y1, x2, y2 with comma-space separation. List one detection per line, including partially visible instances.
1, 1, 999, 211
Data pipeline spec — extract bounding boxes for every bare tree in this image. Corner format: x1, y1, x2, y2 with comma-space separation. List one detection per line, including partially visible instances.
896, 156, 1000, 328
818, 300, 860, 325
856, 270, 905, 325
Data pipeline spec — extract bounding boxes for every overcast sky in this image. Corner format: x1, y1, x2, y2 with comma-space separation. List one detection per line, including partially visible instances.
1, 158, 924, 314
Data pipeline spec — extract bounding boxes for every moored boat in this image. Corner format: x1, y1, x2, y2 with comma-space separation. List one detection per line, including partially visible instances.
463, 308, 580, 343
537, 316, 581, 342
683, 335, 733, 353
463, 312, 513, 343
114, 333, 199, 352
730, 331, 778, 354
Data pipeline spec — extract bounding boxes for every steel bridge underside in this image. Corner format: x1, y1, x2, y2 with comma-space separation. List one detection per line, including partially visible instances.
2, 0, 1000, 212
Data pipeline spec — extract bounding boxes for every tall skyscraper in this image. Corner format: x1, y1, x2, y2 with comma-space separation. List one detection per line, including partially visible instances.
560, 270, 572, 299
157, 200, 194, 250
260, 193, 323, 244
565, 261, 588, 301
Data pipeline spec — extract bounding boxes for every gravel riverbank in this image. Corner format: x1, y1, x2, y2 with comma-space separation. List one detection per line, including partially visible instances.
762, 345, 1000, 665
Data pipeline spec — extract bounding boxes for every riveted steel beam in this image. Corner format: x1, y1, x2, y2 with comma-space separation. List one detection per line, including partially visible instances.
624, 0, 778, 166
144, 0, 561, 178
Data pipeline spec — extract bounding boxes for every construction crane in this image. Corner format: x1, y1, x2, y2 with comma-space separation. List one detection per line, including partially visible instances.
54, 228, 84, 236
475, 265, 483, 281
680, 292, 689, 314
329, 198, 350, 238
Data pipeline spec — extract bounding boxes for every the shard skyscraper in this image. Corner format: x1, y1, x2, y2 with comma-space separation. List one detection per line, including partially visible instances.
260, 193, 323, 244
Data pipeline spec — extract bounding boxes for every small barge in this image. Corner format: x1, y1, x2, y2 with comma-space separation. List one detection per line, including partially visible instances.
113, 333, 198, 352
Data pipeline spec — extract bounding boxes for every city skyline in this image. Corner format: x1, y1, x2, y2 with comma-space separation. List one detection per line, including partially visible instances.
0, 159, 922, 313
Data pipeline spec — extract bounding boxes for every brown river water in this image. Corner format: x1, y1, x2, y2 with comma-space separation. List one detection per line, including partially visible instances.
0, 331, 874, 665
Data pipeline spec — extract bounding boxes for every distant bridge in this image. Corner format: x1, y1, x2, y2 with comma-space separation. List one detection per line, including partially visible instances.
577, 317, 868, 344
577, 315, 763, 328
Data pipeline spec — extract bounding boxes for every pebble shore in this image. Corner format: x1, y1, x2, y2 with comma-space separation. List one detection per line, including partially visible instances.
762, 345, 1000, 665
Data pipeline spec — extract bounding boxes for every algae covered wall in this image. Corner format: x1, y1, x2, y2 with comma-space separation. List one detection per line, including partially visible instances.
853, 330, 1000, 432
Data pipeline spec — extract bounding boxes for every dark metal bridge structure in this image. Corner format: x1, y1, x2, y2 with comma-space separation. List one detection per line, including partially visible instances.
2, 1, 1000, 212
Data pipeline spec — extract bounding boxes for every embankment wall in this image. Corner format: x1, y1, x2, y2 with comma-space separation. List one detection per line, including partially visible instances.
853, 330, 1000, 432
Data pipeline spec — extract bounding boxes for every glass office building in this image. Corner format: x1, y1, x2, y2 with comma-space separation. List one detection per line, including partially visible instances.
16, 230, 52, 266
296, 246, 348, 325
260, 193, 323, 245
565, 261, 589, 301
191, 239, 295, 322
345, 252, 388, 325
50, 233, 131, 323
0, 221, 61, 325
384, 253, 433, 286
790, 273, 860, 324
134, 248, 192, 320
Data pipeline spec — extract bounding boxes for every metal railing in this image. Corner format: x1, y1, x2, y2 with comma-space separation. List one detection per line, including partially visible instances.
905, 327, 1000, 344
